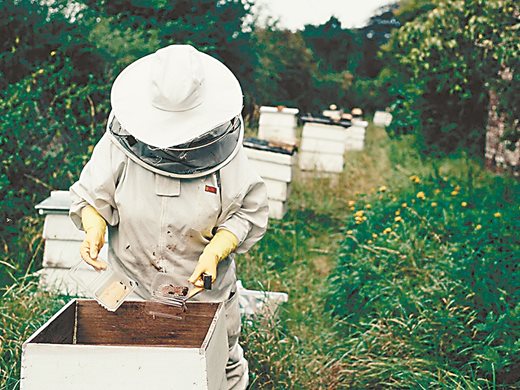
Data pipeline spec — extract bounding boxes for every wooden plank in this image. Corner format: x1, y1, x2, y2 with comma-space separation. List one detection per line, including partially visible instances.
43, 239, 109, 268
28, 300, 76, 345
245, 147, 295, 166
268, 199, 287, 220
301, 138, 345, 155
42, 214, 85, 241
75, 300, 219, 348
302, 122, 346, 142
21, 343, 205, 390
249, 159, 293, 182
202, 304, 228, 390
298, 152, 344, 173
264, 179, 290, 201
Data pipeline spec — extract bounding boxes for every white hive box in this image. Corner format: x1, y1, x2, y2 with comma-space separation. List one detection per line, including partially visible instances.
20, 299, 228, 390
35, 191, 108, 295
299, 122, 346, 173
258, 106, 299, 146
345, 120, 368, 151
244, 138, 297, 219
373, 111, 393, 127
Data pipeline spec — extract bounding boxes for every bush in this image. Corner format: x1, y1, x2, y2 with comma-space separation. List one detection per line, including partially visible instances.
327, 175, 519, 387
0, 55, 109, 284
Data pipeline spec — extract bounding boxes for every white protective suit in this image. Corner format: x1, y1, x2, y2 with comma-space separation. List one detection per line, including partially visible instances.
69, 125, 269, 390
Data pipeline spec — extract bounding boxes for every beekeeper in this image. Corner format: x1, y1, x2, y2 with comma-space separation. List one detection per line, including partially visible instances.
69, 44, 268, 390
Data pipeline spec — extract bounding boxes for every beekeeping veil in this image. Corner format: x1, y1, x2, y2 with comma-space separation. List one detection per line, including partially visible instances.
107, 44, 244, 178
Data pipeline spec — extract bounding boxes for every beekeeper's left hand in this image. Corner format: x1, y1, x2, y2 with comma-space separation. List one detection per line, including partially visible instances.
188, 229, 238, 288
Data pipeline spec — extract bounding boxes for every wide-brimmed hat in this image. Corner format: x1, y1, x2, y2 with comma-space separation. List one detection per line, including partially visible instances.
110, 44, 243, 148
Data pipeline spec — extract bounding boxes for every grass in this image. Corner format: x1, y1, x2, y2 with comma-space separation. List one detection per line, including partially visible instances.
1, 124, 518, 389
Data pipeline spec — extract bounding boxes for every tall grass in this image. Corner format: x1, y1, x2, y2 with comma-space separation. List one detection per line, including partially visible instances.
1, 124, 517, 389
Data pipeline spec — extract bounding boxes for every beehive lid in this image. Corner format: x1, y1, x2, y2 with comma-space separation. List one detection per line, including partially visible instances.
243, 137, 296, 155
300, 114, 351, 128
259, 106, 299, 115
35, 190, 72, 215
28, 299, 222, 348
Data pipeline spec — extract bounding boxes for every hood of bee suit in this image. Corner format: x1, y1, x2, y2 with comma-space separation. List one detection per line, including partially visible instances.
107, 111, 244, 179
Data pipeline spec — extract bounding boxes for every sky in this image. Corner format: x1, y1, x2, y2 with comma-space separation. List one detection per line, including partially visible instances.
253, 0, 398, 30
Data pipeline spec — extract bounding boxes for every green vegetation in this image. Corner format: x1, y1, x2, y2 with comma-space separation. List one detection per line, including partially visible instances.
1, 0, 519, 388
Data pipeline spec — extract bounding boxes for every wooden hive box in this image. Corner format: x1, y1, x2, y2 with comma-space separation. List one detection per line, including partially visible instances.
35, 191, 109, 295
299, 122, 346, 173
258, 106, 299, 146
244, 138, 297, 220
21, 299, 228, 390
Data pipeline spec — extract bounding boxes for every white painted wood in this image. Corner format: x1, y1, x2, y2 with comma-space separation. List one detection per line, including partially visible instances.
344, 125, 366, 151
249, 159, 293, 182
203, 304, 229, 390
259, 106, 299, 115
236, 280, 289, 317
244, 147, 295, 166
351, 119, 369, 128
373, 111, 393, 126
43, 239, 109, 268
263, 179, 290, 201
268, 199, 287, 219
301, 138, 345, 155
259, 114, 297, 128
298, 152, 344, 173
38, 267, 142, 299
35, 190, 72, 215
258, 106, 299, 145
257, 125, 297, 145
42, 214, 85, 241
344, 140, 365, 151
21, 300, 227, 390
302, 123, 346, 142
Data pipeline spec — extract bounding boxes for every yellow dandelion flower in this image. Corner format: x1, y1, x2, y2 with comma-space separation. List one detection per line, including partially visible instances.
394, 216, 403, 222
431, 202, 438, 207
349, 206, 355, 211
475, 224, 482, 230
494, 212, 501, 218
409, 175, 421, 183
379, 185, 387, 192
346, 230, 353, 235
395, 210, 401, 216
461, 202, 467, 207
37, 69, 44, 75
356, 220, 363, 225
26, 85, 31, 92
365, 204, 371, 209
367, 240, 373, 244
383, 227, 392, 234
434, 189, 441, 195
451, 190, 458, 196
362, 216, 367, 221
348, 200, 355, 207
401, 202, 408, 208
372, 233, 378, 239
392, 197, 398, 202
416, 191, 426, 199
455, 185, 461, 191
354, 210, 364, 217
50, 50, 57, 56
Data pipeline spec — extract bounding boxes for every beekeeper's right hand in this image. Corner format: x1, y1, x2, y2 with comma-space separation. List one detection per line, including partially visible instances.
80, 205, 108, 271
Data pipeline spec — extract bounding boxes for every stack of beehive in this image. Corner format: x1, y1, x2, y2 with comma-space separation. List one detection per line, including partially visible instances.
298, 121, 347, 173
244, 139, 296, 219
257, 106, 298, 146
344, 119, 369, 151
35, 190, 108, 296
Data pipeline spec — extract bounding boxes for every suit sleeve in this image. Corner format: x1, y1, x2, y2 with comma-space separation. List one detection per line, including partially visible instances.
218, 148, 269, 254
69, 132, 126, 230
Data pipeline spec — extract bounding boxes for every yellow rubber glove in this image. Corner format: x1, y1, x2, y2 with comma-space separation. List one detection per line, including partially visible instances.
188, 229, 238, 288
80, 205, 108, 271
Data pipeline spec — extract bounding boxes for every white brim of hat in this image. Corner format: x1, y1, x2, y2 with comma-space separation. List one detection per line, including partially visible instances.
111, 51, 243, 148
